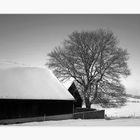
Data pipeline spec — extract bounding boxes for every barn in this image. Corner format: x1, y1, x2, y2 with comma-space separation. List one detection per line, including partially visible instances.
0, 64, 75, 122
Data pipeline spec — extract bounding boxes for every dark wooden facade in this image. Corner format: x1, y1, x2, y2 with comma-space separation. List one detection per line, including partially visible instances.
0, 99, 74, 120
68, 82, 83, 108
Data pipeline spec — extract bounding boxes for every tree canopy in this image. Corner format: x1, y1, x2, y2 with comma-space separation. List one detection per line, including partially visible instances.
47, 29, 130, 108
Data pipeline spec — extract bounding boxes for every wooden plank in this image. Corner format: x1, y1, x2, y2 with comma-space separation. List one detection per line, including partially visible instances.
0, 114, 73, 125
74, 110, 105, 119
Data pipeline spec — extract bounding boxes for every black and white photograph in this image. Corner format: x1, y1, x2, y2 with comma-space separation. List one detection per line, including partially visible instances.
0, 14, 140, 127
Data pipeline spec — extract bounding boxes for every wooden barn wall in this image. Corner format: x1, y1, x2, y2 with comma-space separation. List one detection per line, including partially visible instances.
0, 99, 74, 120
68, 83, 83, 108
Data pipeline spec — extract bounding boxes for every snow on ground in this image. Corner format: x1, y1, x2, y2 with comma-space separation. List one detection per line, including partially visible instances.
92, 97, 140, 118
15, 118, 140, 126
14, 97, 140, 126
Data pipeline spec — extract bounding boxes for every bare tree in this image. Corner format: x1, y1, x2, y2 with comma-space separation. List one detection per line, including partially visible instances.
46, 29, 130, 108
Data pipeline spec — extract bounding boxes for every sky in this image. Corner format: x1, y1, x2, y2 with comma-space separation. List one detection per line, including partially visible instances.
0, 14, 140, 95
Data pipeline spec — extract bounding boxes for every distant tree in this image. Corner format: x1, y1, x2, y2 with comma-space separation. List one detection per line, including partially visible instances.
46, 29, 130, 108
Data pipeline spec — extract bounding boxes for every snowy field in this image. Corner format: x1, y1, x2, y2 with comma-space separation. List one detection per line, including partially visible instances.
14, 97, 140, 126
93, 97, 140, 118
15, 118, 140, 126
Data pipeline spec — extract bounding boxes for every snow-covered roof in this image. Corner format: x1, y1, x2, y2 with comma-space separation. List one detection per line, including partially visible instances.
0, 63, 74, 100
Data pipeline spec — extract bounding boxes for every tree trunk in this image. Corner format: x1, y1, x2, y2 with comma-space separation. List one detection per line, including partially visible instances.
94, 83, 98, 100
85, 97, 91, 109
83, 85, 91, 109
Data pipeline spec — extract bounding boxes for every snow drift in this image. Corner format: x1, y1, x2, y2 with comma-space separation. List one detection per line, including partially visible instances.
0, 64, 74, 100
